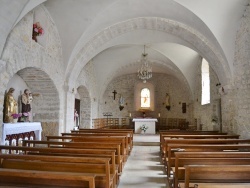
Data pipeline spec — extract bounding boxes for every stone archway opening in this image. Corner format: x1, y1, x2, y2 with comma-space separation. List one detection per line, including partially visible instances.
17, 67, 60, 139
77, 86, 91, 128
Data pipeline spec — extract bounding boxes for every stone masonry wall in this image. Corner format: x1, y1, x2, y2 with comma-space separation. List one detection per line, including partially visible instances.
233, 5, 250, 138
193, 58, 221, 131
0, 5, 64, 139
76, 60, 98, 128
100, 73, 192, 122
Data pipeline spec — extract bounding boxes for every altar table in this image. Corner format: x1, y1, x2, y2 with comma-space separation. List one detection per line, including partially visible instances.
1, 122, 42, 145
132, 118, 157, 134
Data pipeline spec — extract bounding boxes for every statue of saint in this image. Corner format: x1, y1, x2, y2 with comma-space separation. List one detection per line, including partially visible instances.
21, 89, 31, 113
165, 93, 171, 111
74, 109, 79, 129
119, 95, 125, 111
3, 88, 18, 123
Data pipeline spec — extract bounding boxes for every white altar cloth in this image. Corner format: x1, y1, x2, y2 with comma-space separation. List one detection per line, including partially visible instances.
132, 118, 157, 134
1, 122, 42, 145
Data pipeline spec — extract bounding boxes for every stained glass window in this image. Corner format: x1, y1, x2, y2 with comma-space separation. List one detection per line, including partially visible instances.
141, 88, 150, 108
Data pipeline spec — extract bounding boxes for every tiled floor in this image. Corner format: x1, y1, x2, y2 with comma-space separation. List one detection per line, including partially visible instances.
118, 134, 169, 188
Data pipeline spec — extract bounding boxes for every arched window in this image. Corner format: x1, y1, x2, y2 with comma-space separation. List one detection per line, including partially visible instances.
141, 88, 150, 108
201, 58, 210, 105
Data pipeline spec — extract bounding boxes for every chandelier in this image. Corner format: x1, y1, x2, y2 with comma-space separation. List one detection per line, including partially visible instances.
137, 45, 152, 83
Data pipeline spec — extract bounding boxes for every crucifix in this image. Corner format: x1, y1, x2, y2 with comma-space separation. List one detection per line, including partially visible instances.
112, 90, 117, 100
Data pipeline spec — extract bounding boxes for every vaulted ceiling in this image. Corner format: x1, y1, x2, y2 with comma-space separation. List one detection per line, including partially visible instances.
1, 0, 249, 98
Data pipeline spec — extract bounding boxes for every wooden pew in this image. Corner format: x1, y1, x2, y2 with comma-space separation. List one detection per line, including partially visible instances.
166, 143, 250, 177
71, 128, 134, 141
160, 132, 229, 154
0, 168, 96, 188
0, 154, 113, 188
159, 131, 223, 135
162, 138, 250, 163
74, 128, 134, 139
183, 165, 250, 188
159, 131, 227, 149
60, 132, 132, 155
173, 152, 250, 188
47, 135, 129, 157
160, 134, 240, 157
163, 134, 239, 140
0, 145, 119, 181
72, 129, 134, 149
22, 140, 124, 173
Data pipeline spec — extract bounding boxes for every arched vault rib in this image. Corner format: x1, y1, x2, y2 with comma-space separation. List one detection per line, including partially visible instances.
66, 17, 231, 90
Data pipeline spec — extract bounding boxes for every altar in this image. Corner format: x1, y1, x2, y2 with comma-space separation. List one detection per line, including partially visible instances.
1, 122, 42, 145
132, 118, 157, 134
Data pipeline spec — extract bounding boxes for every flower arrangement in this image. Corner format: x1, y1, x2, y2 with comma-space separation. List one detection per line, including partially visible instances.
140, 124, 148, 133
22, 112, 30, 117
21, 112, 30, 122
32, 22, 44, 42
11, 113, 22, 119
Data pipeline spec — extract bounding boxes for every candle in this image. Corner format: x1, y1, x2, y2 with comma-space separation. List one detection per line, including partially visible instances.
129, 113, 131, 118
158, 113, 161, 117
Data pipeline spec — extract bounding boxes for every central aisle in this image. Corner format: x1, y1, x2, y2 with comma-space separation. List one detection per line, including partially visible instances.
118, 134, 169, 188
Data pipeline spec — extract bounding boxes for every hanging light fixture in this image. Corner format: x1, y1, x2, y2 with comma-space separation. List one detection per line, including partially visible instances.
137, 45, 152, 83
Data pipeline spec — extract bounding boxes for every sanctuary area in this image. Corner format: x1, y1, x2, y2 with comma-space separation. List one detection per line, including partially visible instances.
0, 1, 250, 187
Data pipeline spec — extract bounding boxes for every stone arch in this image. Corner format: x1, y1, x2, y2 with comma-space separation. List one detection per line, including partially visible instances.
0, 4, 64, 135
0, 67, 60, 141
17, 67, 60, 120
77, 86, 91, 128
67, 17, 230, 89
17, 67, 60, 139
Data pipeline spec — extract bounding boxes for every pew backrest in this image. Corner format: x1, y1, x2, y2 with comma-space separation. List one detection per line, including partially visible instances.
184, 165, 250, 188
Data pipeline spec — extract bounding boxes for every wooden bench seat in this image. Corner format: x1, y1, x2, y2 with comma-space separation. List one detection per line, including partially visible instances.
163, 134, 240, 139
46, 135, 128, 158
0, 168, 96, 188
22, 140, 124, 173
162, 138, 250, 163
166, 144, 250, 177
159, 131, 227, 150
179, 182, 250, 188
0, 154, 114, 188
160, 133, 232, 154
0, 145, 119, 182
173, 152, 250, 188
60, 133, 132, 155
183, 165, 250, 188
73, 129, 133, 146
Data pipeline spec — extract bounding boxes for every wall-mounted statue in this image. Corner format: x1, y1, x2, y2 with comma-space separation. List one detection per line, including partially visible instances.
119, 95, 125, 111
21, 89, 31, 113
3, 88, 18, 123
165, 93, 171, 111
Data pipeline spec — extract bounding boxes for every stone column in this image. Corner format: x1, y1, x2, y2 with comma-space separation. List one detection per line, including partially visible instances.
64, 84, 75, 133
